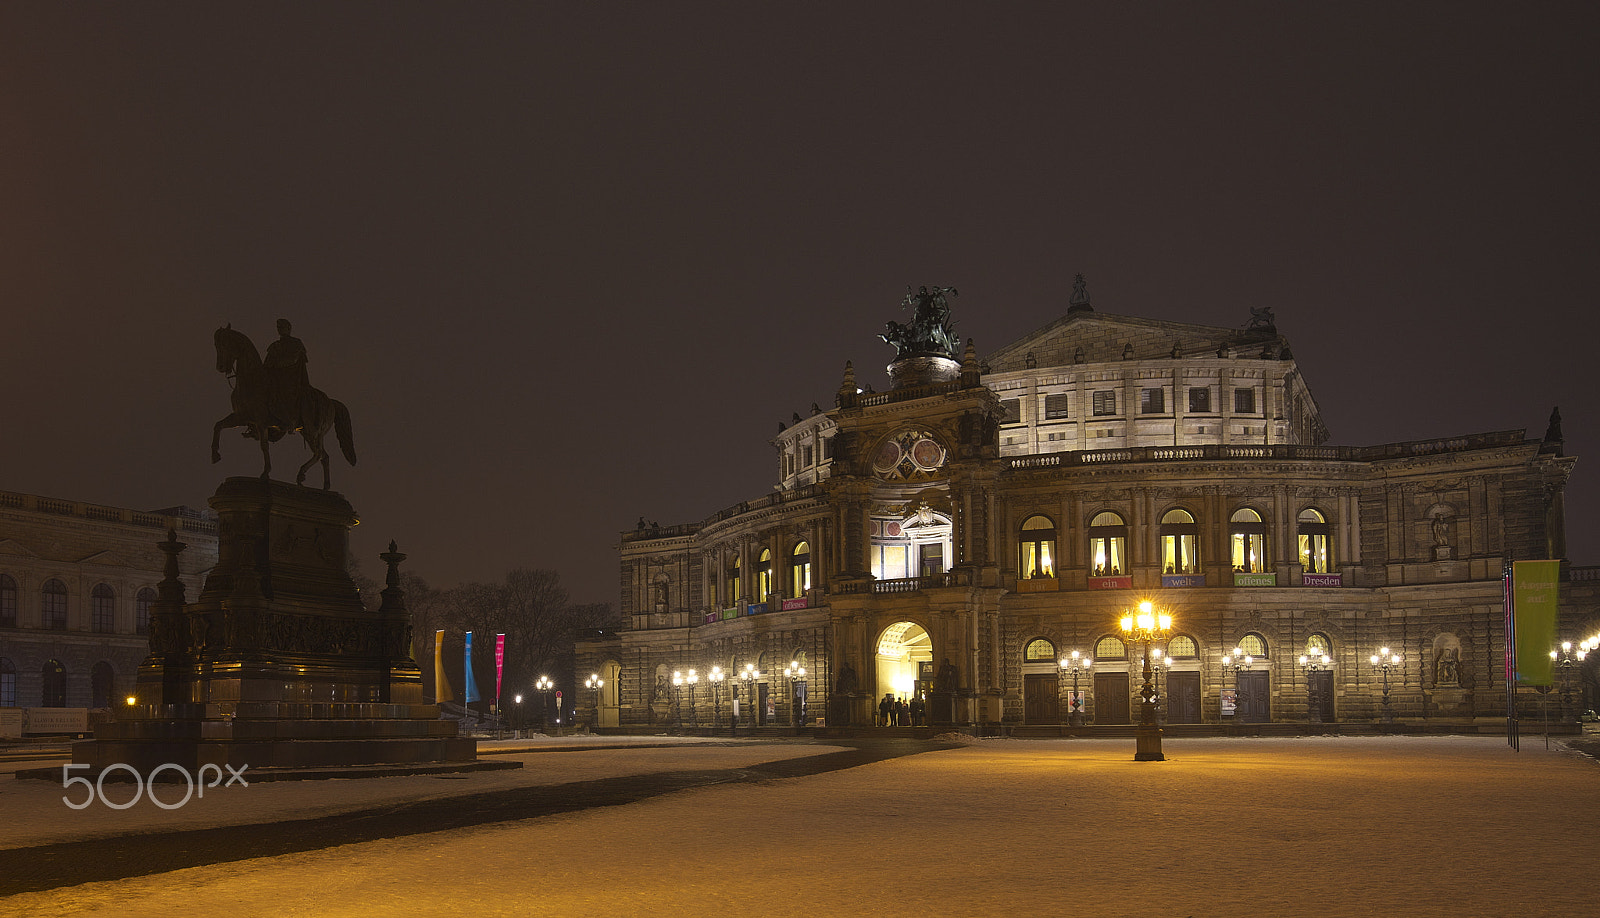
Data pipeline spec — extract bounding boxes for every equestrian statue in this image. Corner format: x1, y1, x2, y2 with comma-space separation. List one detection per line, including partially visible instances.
211, 320, 356, 489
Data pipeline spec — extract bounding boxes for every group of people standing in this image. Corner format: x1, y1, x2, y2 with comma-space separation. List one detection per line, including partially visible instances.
878, 692, 926, 726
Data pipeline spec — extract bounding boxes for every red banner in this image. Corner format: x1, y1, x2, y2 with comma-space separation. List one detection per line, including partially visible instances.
495, 633, 506, 705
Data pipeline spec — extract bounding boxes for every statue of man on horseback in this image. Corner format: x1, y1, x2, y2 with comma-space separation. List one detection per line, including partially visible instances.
212, 321, 357, 489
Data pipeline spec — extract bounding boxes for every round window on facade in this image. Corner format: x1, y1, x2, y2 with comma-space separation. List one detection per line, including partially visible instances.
1095, 635, 1128, 660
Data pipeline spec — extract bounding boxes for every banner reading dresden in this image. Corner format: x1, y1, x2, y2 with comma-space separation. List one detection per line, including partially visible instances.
1512, 560, 1560, 686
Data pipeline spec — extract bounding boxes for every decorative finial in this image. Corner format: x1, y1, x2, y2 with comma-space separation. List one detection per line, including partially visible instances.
1067, 274, 1092, 313
1122, 342, 1135, 360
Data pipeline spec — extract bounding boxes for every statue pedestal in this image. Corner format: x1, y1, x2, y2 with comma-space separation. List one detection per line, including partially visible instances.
1429, 687, 1474, 718
75, 478, 481, 776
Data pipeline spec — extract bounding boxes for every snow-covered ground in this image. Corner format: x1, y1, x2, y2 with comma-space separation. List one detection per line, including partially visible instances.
5, 735, 1597, 917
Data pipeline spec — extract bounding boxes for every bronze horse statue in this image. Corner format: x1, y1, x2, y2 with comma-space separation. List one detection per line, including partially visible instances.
211, 325, 356, 489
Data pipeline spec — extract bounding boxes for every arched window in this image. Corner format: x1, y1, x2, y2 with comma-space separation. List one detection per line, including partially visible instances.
1167, 635, 1199, 658
1024, 638, 1056, 661
1306, 633, 1331, 657
42, 579, 68, 630
790, 542, 811, 597
0, 657, 15, 707
42, 659, 67, 707
1095, 635, 1128, 660
136, 587, 157, 635
1019, 515, 1057, 579
91, 661, 115, 709
726, 556, 742, 605
92, 583, 115, 633
1298, 508, 1332, 573
1230, 508, 1269, 573
1088, 511, 1127, 576
1160, 509, 1200, 574
1238, 633, 1268, 658
755, 549, 773, 600
0, 574, 16, 627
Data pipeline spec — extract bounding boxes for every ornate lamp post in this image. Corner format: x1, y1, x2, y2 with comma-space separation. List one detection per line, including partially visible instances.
1058, 650, 1092, 726
584, 673, 604, 731
513, 693, 523, 735
1221, 648, 1253, 722
671, 670, 685, 732
1298, 651, 1333, 725
534, 676, 554, 733
1552, 643, 1582, 721
785, 661, 807, 727
1368, 648, 1401, 724
707, 665, 725, 733
738, 663, 759, 733
1119, 601, 1173, 761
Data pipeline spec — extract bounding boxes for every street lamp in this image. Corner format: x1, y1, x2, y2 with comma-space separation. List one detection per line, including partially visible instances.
584, 673, 604, 732
1119, 600, 1173, 762
1058, 650, 1092, 726
513, 693, 523, 735
1221, 648, 1254, 722
1552, 642, 1582, 721
1298, 651, 1333, 725
1368, 648, 1401, 724
738, 662, 759, 733
671, 670, 685, 732
785, 661, 807, 727
534, 676, 554, 733
707, 666, 725, 733
686, 668, 700, 729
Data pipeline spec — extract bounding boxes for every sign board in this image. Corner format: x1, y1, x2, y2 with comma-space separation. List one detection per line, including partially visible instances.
1087, 576, 1133, 590
0, 708, 22, 739
1301, 573, 1343, 587
1161, 574, 1206, 588
1220, 690, 1237, 716
1233, 572, 1277, 587
24, 707, 89, 734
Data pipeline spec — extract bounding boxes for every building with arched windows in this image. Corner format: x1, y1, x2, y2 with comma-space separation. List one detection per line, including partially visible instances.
0, 490, 215, 729
580, 280, 1600, 730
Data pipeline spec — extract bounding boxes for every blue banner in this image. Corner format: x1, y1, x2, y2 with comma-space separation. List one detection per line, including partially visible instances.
463, 631, 481, 703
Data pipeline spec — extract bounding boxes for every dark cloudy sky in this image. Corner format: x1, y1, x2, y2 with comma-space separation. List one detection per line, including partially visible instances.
3, 4, 1596, 604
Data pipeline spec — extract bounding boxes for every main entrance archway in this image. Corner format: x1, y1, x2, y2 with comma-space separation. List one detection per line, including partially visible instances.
876, 621, 932, 710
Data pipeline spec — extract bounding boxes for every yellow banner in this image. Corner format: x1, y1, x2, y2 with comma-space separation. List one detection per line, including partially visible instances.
1513, 561, 1560, 685
433, 630, 454, 703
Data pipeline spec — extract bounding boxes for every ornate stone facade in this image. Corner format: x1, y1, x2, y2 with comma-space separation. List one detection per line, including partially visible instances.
579, 285, 1600, 730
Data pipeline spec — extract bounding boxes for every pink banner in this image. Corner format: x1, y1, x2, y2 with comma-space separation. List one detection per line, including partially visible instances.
1087, 575, 1133, 590
495, 633, 506, 705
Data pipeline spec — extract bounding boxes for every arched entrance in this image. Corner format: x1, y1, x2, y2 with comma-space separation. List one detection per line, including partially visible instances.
599, 660, 621, 727
875, 621, 932, 720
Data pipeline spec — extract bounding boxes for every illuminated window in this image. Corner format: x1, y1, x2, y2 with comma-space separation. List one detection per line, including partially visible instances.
0, 574, 15, 627
790, 542, 811, 596
42, 659, 67, 707
1298, 508, 1332, 573
1088, 511, 1127, 576
136, 587, 156, 635
92, 583, 115, 633
1167, 635, 1198, 658
1239, 633, 1268, 658
756, 550, 773, 600
1019, 515, 1057, 579
1160, 508, 1200, 574
1024, 638, 1056, 662
42, 579, 67, 630
1230, 508, 1268, 572
726, 557, 741, 605
1140, 388, 1165, 414
1093, 390, 1117, 416
1095, 636, 1127, 660
1188, 387, 1211, 413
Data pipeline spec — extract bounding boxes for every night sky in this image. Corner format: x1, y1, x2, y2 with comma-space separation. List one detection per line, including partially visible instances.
3, 5, 1596, 605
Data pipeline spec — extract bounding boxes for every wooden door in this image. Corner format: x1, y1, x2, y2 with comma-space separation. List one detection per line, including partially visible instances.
1093, 671, 1131, 725
1237, 670, 1270, 723
1310, 671, 1334, 721
1024, 673, 1060, 724
1166, 671, 1201, 724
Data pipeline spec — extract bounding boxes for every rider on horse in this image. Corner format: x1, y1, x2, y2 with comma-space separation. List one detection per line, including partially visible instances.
262, 319, 312, 440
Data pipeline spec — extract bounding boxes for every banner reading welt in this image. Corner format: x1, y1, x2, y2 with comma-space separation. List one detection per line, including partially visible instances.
1513, 560, 1560, 686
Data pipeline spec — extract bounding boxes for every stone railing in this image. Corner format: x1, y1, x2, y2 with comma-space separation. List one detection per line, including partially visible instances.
0, 490, 217, 534
1565, 565, 1600, 582
1006, 431, 1529, 471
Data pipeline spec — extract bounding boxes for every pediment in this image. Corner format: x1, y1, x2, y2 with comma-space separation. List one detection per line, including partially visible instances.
0, 538, 40, 558
985, 312, 1287, 373
77, 549, 125, 566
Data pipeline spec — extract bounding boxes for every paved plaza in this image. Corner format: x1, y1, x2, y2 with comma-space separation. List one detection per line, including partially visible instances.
2, 733, 1597, 917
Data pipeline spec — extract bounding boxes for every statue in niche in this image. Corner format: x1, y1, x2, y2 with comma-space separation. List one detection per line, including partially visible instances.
1435, 647, 1461, 687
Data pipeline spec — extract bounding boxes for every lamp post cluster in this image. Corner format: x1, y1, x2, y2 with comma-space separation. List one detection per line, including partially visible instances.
1298, 651, 1333, 725
1220, 648, 1254, 723
1369, 648, 1402, 724
737, 663, 759, 733
534, 675, 554, 733
1551, 642, 1587, 720
785, 661, 808, 726
1119, 600, 1173, 762
1058, 650, 1092, 726
584, 673, 605, 731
